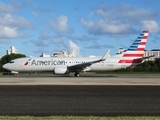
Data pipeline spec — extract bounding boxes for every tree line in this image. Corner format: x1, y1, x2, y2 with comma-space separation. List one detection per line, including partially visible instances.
0, 53, 160, 73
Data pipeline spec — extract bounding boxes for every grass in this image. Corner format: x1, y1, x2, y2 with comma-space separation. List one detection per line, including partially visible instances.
0, 116, 160, 120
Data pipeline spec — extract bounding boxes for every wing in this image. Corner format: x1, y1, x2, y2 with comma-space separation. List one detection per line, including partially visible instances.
68, 49, 110, 72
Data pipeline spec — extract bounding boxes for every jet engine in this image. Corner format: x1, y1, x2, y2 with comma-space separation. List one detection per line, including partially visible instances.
54, 67, 70, 74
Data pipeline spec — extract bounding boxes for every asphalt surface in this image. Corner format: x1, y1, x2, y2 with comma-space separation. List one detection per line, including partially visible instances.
1, 76, 160, 85
0, 85, 160, 116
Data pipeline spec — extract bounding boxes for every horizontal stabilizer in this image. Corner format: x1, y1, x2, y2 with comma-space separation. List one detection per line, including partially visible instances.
133, 55, 155, 61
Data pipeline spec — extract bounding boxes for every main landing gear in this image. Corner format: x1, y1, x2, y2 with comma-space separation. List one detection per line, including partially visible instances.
74, 72, 80, 77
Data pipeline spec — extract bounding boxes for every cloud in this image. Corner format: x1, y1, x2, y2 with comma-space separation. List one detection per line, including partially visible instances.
4, 14, 34, 29
0, 1, 31, 14
80, 3, 159, 37
22, 41, 28, 45
0, 26, 18, 38
0, 39, 10, 44
0, 13, 34, 39
47, 15, 73, 33
0, 1, 35, 39
69, 41, 81, 57
141, 20, 159, 33
30, 30, 51, 48
39, 30, 50, 40
86, 43, 114, 49
31, 11, 38, 17
51, 37, 63, 44
116, 4, 157, 21
30, 39, 48, 47
81, 18, 133, 36
67, 35, 98, 41
33, 48, 50, 54
0, 1, 17, 13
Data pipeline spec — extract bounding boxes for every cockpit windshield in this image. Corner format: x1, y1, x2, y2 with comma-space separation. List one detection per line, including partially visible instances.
9, 61, 14, 64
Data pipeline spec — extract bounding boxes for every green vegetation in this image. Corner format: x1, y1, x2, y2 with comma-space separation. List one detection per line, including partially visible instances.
0, 116, 160, 120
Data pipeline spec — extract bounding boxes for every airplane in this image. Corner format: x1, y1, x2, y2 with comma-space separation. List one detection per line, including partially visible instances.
3, 30, 151, 77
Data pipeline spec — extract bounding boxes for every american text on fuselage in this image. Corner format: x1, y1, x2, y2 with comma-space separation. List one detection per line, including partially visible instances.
31, 59, 65, 66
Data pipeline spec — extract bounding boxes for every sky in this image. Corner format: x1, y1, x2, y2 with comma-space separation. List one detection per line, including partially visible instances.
0, 0, 160, 57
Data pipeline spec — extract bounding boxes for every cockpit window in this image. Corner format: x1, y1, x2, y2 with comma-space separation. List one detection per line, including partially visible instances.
9, 61, 14, 63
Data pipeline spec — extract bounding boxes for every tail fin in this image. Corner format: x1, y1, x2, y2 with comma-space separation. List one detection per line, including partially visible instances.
124, 30, 149, 57
118, 30, 149, 65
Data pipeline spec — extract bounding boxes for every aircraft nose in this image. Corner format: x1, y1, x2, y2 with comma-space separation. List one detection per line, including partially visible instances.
2, 64, 8, 70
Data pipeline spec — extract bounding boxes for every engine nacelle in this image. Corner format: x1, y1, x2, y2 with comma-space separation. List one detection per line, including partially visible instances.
54, 67, 70, 74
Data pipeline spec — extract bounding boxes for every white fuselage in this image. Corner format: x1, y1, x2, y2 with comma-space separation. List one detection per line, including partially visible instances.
3, 55, 134, 73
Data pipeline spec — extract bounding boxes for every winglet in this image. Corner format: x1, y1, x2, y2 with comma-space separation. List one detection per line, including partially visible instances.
100, 49, 110, 61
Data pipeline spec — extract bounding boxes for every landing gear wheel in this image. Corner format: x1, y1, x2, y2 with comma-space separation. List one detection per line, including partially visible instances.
74, 72, 80, 77
16, 74, 20, 76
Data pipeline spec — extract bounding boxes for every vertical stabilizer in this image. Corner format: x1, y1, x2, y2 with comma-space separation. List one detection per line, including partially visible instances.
118, 30, 149, 65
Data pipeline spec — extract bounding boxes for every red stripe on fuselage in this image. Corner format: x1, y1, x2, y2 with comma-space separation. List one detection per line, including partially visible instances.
123, 54, 143, 57
118, 60, 142, 63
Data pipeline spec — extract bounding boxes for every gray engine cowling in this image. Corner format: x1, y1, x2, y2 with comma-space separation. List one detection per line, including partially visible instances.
54, 67, 70, 74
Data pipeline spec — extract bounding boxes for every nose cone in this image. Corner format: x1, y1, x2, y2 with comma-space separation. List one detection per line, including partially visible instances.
2, 64, 8, 70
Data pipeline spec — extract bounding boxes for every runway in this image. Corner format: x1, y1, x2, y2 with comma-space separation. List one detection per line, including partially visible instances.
0, 75, 160, 85
0, 76, 160, 116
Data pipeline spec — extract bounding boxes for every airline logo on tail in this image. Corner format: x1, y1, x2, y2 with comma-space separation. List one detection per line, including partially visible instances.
118, 30, 149, 64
